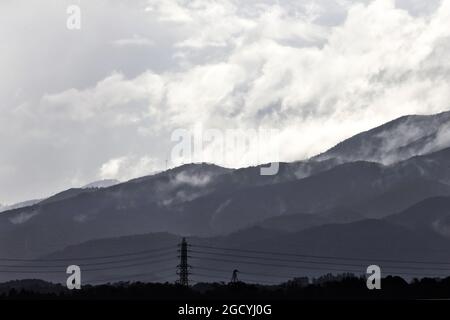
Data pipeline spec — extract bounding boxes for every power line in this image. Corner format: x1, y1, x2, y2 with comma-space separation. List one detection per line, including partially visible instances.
191, 255, 363, 273
190, 256, 450, 278
86, 269, 176, 284
190, 249, 450, 272
191, 244, 450, 266
0, 245, 176, 262
90, 276, 177, 285
190, 273, 227, 282
0, 251, 175, 269
0, 257, 177, 274
52, 257, 176, 273
2, 238, 450, 286
191, 273, 279, 285
193, 266, 307, 280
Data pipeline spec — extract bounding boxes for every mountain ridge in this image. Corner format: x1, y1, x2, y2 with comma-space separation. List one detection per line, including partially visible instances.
2, 111, 450, 261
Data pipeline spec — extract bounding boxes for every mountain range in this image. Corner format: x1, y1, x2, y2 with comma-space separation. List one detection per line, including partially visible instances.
2, 110, 450, 283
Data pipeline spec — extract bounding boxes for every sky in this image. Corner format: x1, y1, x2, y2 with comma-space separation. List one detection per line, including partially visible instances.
0, 0, 450, 204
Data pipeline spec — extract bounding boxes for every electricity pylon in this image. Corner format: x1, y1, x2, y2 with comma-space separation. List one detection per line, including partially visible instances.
177, 237, 191, 286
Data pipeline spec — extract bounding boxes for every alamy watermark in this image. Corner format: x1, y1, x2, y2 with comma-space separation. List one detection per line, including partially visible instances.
66, 4, 81, 30
170, 127, 280, 175
366, 265, 381, 290
66, 265, 81, 290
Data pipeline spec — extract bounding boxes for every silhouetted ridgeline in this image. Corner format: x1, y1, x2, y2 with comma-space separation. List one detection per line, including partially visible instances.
4, 111, 450, 261
3, 275, 450, 300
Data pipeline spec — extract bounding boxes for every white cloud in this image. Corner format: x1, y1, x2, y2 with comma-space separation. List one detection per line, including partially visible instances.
100, 157, 127, 179
47, 0, 450, 161
1, 0, 450, 203
112, 34, 155, 47
41, 71, 164, 124
100, 156, 160, 181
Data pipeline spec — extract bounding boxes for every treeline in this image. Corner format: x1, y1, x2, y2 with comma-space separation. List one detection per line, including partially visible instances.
3, 276, 450, 300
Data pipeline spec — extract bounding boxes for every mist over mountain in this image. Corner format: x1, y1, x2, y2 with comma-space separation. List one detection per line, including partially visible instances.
315, 111, 450, 165
0, 180, 120, 214
1, 110, 450, 272
0, 199, 42, 213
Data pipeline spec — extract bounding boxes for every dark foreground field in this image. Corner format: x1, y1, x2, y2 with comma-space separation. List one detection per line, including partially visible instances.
3, 275, 450, 300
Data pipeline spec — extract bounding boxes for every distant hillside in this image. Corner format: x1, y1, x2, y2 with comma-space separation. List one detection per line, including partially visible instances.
1, 111, 450, 264
0, 199, 42, 213
315, 111, 450, 164
5, 217, 450, 285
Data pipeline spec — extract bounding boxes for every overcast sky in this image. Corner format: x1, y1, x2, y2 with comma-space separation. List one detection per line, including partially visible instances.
1, 0, 449, 204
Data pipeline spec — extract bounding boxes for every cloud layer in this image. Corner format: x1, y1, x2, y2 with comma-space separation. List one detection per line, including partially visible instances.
1, 0, 449, 204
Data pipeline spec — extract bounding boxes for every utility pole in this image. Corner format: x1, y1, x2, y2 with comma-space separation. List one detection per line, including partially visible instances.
177, 237, 190, 286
